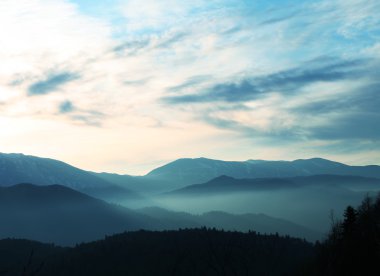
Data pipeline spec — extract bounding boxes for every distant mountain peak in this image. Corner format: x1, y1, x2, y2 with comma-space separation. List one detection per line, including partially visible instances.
293, 157, 346, 167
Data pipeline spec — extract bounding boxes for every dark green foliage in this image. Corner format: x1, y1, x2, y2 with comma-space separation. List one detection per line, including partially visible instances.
0, 239, 63, 276
314, 194, 380, 275
0, 229, 314, 276
342, 206, 357, 239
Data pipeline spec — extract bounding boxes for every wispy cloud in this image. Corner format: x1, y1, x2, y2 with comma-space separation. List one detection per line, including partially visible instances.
70, 112, 104, 127
28, 72, 79, 96
59, 100, 75, 114
163, 58, 367, 104
166, 75, 212, 93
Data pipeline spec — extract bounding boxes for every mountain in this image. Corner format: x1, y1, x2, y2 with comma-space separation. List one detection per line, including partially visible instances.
168, 174, 380, 195
0, 184, 157, 245
143, 157, 380, 189
0, 153, 140, 202
137, 207, 322, 241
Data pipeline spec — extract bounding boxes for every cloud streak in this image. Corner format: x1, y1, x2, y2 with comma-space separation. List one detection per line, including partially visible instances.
163, 58, 367, 104
28, 72, 79, 96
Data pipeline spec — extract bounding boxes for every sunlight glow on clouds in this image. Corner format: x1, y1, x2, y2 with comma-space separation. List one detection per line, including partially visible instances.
0, 0, 379, 174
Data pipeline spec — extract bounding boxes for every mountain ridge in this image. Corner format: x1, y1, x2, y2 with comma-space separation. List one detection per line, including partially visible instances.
2, 152, 380, 196
167, 174, 380, 196
0, 152, 141, 202
142, 157, 380, 190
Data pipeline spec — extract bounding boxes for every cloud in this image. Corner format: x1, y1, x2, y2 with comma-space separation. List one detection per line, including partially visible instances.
57, 100, 105, 126
293, 81, 380, 115
113, 31, 188, 58
190, 73, 380, 154
163, 58, 367, 104
310, 112, 380, 140
59, 100, 75, 114
154, 32, 188, 49
294, 80, 380, 141
259, 11, 300, 25
119, 0, 219, 33
167, 75, 212, 93
70, 113, 104, 127
28, 72, 79, 96
113, 38, 150, 55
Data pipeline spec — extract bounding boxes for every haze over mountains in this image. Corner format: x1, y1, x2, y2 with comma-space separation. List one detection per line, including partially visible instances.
138, 207, 321, 241
0, 183, 320, 245
1, 152, 380, 242
0, 183, 156, 245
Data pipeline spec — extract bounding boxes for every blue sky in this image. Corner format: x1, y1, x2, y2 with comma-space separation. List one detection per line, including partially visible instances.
0, 0, 379, 174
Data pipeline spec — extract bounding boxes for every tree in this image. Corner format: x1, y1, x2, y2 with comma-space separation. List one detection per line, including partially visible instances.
315, 193, 380, 276
341, 206, 357, 239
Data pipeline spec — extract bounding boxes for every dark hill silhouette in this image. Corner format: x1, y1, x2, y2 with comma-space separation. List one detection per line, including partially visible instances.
0, 184, 157, 245
0, 229, 315, 276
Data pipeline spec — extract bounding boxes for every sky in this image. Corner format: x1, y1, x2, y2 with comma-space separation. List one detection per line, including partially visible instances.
0, 0, 379, 175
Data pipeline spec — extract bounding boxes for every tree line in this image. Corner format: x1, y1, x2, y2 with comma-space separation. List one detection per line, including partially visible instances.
312, 193, 380, 275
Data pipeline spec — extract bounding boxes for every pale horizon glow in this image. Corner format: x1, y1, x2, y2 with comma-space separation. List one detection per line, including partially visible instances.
1, 0, 379, 174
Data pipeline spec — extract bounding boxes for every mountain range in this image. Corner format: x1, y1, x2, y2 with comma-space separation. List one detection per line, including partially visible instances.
2, 153, 380, 196
144, 157, 380, 186
97, 157, 380, 194
1, 152, 380, 239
